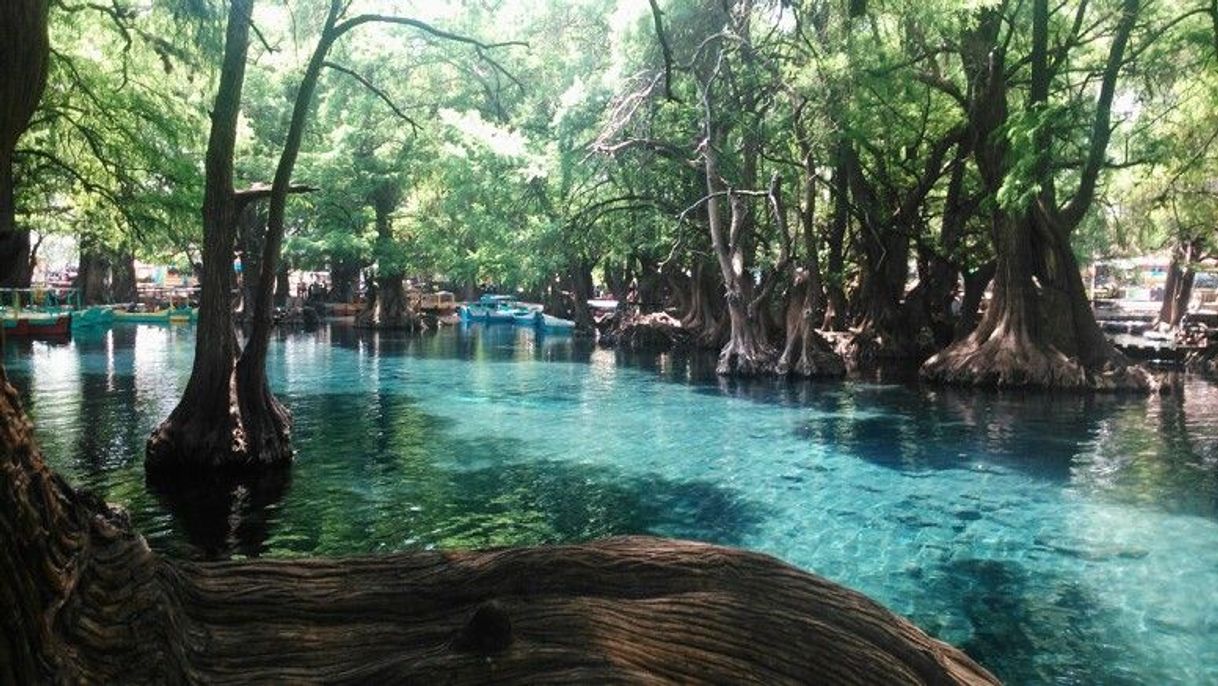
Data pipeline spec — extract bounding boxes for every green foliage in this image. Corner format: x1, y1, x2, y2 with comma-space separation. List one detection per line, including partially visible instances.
19, 0, 1218, 297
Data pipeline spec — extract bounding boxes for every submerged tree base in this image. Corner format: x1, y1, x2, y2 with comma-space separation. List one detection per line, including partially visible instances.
3, 371, 996, 685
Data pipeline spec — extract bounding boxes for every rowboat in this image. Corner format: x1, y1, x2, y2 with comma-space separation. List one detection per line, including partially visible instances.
2, 313, 71, 337
113, 307, 197, 324
534, 313, 576, 332
459, 295, 538, 324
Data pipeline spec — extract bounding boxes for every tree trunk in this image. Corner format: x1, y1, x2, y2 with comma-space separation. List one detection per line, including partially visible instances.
230, 1, 360, 469
111, 247, 136, 303
147, 0, 276, 474
0, 0, 49, 290
330, 259, 359, 303
822, 139, 850, 331
679, 259, 726, 348
356, 186, 420, 331
777, 270, 846, 377
1154, 240, 1198, 331
76, 242, 111, 305
275, 262, 290, 308
955, 260, 995, 340
568, 258, 597, 334
238, 202, 265, 330
922, 1, 1155, 392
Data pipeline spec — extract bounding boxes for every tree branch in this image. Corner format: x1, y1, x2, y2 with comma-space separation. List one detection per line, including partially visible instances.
234, 183, 318, 208
322, 62, 419, 131
646, 0, 681, 102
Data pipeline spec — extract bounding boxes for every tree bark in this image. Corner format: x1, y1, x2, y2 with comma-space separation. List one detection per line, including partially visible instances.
567, 258, 597, 334
329, 259, 360, 303
822, 139, 850, 331
4, 365, 998, 685
0, 0, 49, 289
778, 270, 846, 377
238, 202, 265, 330
111, 247, 137, 303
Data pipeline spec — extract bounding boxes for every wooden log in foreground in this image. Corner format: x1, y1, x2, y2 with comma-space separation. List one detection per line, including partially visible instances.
1, 370, 998, 685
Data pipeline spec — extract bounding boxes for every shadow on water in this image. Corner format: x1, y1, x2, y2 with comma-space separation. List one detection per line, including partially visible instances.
147, 469, 293, 560
916, 557, 1144, 685
136, 388, 767, 560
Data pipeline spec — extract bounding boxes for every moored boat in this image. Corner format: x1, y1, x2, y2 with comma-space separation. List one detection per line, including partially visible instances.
459, 294, 533, 323
2, 312, 71, 337
534, 313, 576, 332
113, 306, 197, 324
70, 306, 115, 329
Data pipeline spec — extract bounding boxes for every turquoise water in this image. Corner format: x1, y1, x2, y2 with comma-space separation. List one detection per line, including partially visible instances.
5, 323, 1218, 684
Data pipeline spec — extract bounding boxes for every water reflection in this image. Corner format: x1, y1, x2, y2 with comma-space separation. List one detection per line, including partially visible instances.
5, 323, 1218, 684
147, 469, 292, 560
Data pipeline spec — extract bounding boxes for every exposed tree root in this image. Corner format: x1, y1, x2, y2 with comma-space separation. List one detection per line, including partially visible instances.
601, 312, 691, 351
922, 325, 1159, 392
717, 333, 778, 377
777, 284, 845, 378
3, 370, 997, 685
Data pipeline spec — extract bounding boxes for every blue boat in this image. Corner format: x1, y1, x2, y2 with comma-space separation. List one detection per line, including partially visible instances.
70, 306, 115, 329
459, 295, 541, 324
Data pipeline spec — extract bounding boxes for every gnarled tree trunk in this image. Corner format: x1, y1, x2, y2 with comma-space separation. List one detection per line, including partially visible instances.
778, 270, 846, 378
111, 247, 136, 303
922, 0, 1155, 392
76, 242, 111, 305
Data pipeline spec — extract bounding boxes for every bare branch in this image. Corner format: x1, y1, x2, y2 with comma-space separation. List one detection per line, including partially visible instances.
332, 14, 527, 93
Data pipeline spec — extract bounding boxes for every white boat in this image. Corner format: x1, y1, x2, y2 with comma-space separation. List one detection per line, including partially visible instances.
535, 313, 576, 331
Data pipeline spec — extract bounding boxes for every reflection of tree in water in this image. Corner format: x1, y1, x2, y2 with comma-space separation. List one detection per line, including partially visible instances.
1072, 380, 1218, 519
915, 557, 1144, 686
783, 386, 1127, 480
147, 469, 292, 560
324, 323, 595, 365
